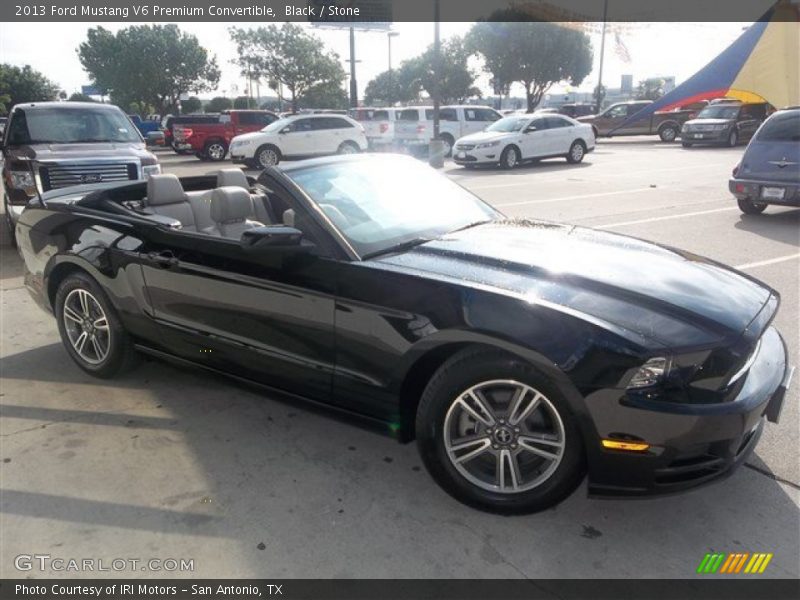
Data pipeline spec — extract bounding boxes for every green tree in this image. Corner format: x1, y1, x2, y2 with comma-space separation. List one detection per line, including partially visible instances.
229, 24, 345, 113
469, 22, 592, 112
78, 25, 220, 116
636, 78, 666, 101
233, 96, 253, 109
181, 96, 203, 113
205, 96, 232, 112
298, 81, 348, 110
67, 92, 95, 102
364, 64, 420, 106
406, 36, 480, 104
0, 64, 60, 112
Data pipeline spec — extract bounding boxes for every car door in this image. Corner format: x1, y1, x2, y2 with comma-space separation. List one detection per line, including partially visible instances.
520, 117, 552, 158
324, 117, 359, 152
543, 116, 574, 154
737, 105, 766, 141
593, 104, 629, 135
279, 118, 315, 157
137, 180, 343, 402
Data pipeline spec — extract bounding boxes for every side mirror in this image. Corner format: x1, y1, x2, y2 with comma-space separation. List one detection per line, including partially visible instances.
279, 127, 291, 134
240, 226, 307, 253
525, 126, 537, 133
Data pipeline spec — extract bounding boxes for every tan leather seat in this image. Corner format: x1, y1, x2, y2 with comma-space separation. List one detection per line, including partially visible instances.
145, 174, 196, 231
203, 187, 264, 239
216, 168, 276, 224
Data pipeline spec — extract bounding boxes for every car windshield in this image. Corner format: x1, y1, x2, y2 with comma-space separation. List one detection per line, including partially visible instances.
755, 112, 800, 142
487, 117, 529, 133
697, 106, 740, 120
262, 118, 289, 132
6, 107, 143, 145
286, 156, 499, 258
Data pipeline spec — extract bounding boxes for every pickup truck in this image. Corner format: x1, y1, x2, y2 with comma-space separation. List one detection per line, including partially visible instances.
161, 113, 220, 154
393, 105, 503, 156
173, 110, 279, 161
128, 114, 163, 146
578, 100, 695, 142
350, 107, 399, 149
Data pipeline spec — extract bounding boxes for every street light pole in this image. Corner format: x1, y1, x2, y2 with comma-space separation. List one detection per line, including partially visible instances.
387, 31, 399, 105
429, 0, 444, 168
595, 0, 609, 113
349, 26, 358, 108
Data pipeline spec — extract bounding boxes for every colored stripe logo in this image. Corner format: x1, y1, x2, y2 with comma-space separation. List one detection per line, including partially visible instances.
697, 552, 773, 574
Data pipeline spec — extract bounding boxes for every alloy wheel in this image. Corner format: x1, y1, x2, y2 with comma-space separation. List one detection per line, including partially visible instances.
62, 288, 111, 365
207, 143, 226, 161
443, 379, 566, 494
505, 148, 518, 169
258, 148, 278, 167
570, 143, 585, 162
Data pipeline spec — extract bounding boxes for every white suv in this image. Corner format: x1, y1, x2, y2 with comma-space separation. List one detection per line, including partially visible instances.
230, 114, 368, 168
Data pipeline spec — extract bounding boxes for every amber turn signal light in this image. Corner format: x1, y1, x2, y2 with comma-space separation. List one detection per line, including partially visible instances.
601, 439, 650, 452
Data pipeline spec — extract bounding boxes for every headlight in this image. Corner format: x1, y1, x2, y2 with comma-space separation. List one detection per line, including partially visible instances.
9, 171, 35, 189
627, 357, 671, 389
142, 164, 161, 179
476, 141, 501, 149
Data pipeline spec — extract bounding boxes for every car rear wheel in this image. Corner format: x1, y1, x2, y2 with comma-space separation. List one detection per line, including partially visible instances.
416, 348, 585, 514
439, 134, 455, 158
500, 145, 520, 170
727, 130, 739, 147
204, 141, 228, 162
256, 145, 281, 168
337, 141, 360, 155
566, 140, 586, 164
55, 273, 138, 378
659, 125, 679, 142
738, 198, 767, 215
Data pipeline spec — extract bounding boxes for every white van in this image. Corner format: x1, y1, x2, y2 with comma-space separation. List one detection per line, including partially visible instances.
393, 105, 503, 155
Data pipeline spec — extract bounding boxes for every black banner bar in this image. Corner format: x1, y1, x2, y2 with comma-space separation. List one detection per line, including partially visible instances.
0, 0, 794, 23
2, 579, 800, 600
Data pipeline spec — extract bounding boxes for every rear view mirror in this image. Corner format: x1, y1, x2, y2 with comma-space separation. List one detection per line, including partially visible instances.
241, 226, 304, 252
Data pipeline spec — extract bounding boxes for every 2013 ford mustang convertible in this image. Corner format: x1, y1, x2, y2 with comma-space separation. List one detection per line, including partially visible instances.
15, 154, 793, 513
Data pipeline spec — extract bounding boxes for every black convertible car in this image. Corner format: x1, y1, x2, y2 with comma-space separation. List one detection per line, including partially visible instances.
14, 155, 792, 513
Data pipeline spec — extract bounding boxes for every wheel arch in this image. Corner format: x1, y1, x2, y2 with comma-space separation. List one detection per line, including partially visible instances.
45, 259, 101, 311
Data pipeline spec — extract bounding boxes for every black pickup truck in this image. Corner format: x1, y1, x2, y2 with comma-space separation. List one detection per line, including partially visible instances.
2, 102, 160, 245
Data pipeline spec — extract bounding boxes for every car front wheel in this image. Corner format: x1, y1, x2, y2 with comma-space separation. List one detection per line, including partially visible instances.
337, 141, 360, 155
659, 125, 679, 142
256, 145, 281, 168
727, 130, 739, 147
738, 198, 767, 215
55, 272, 138, 378
500, 146, 520, 170
416, 348, 585, 514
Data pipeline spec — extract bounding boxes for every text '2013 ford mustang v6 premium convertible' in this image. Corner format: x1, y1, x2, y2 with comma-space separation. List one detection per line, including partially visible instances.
14, 154, 793, 513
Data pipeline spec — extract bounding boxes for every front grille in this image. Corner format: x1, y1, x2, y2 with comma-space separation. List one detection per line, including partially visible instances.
456, 144, 475, 150
40, 163, 138, 191
690, 124, 720, 132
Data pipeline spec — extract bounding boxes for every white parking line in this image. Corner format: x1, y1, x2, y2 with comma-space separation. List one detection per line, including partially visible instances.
599, 207, 739, 228
735, 253, 800, 270
495, 187, 657, 208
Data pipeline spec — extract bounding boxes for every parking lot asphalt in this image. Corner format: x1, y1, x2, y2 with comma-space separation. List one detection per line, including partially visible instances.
1, 139, 798, 578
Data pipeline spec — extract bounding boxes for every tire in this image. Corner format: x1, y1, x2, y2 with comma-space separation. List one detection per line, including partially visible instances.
255, 144, 281, 168
566, 140, 586, 164
204, 140, 228, 162
658, 125, 679, 143
738, 198, 767, 215
682, 142, 693, 148
55, 272, 138, 378
439, 133, 455, 158
500, 145, 520, 170
415, 348, 585, 514
337, 141, 360, 155
727, 130, 738, 147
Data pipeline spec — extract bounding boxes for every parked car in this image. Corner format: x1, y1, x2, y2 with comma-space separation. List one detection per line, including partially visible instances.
128, 114, 161, 144
559, 103, 596, 118
229, 113, 367, 168
161, 113, 219, 154
15, 154, 792, 513
453, 114, 595, 169
2, 101, 159, 246
681, 102, 770, 148
173, 109, 280, 162
350, 107, 398, 149
394, 105, 503, 156
729, 107, 800, 214
578, 100, 693, 142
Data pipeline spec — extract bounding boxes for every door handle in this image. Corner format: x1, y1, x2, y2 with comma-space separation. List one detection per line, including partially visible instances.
147, 251, 178, 268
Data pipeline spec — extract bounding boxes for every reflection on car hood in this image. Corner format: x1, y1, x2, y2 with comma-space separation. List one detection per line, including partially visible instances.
374, 221, 773, 344
232, 131, 272, 144
684, 118, 732, 126
9, 143, 149, 161
457, 131, 515, 144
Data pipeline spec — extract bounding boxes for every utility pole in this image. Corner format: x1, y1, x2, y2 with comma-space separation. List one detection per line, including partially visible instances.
349, 26, 358, 108
387, 31, 399, 104
429, 0, 444, 168
595, 0, 609, 113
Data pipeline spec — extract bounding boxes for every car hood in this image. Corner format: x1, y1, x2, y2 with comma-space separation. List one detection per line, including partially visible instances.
232, 131, 273, 144
684, 118, 732, 127
457, 131, 514, 144
7, 142, 150, 161
738, 140, 800, 183
374, 221, 773, 344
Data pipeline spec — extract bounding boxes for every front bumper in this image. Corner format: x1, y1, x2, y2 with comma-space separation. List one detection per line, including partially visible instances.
585, 326, 791, 497
729, 178, 800, 207
453, 146, 501, 165
681, 128, 730, 143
